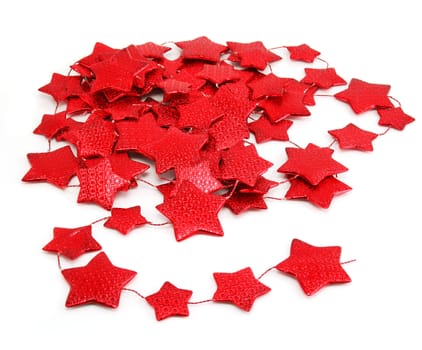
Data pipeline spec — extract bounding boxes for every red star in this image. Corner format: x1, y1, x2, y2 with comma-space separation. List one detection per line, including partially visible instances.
77, 158, 130, 210
135, 42, 171, 59
146, 282, 192, 321
62, 252, 137, 308
285, 44, 320, 63
33, 111, 68, 140
247, 73, 291, 99
249, 116, 293, 143
38, 73, 84, 102
72, 42, 117, 76
377, 107, 415, 130
227, 41, 281, 70
220, 142, 273, 187
176, 96, 222, 130
157, 78, 191, 95
196, 62, 241, 85
285, 176, 352, 208
277, 143, 348, 185
22, 146, 79, 188
103, 97, 147, 121
176, 36, 227, 62
225, 191, 267, 214
212, 267, 271, 311
301, 68, 347, 89
276, 239, 351, 295
104, 206, 147, 234
328, 123, 378, 151
142, 127, 208, 174
108, 153, 149, 187
43, 225, 101, 259
239, 175, 278, 194
66, 97, 91, 116
156, 180, 226, 241
334, 78, 393, 114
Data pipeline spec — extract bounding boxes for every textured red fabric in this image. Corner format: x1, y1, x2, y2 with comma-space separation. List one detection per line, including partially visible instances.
227, 41, 281, 70
104, 206, 147, 234
225, 191, 267, 214
286, 44, 320, 63
328, 123, 378, 151
248, 116, 292, 143
196, 62, 241, 85
248, 74, 291, 100
38, 73, 84, 102
176, 36, 228, 62
377, 107, 415, 130
301, 68, 347, 89
33, 111, 68, 139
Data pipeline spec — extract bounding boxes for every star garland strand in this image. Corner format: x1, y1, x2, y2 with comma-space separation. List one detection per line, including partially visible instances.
23, 37, 414, 320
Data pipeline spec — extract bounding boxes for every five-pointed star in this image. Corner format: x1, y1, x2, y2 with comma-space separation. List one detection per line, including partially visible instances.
176, 95, 222, 130
377, 107, 415, 130
285, 176, 352, 208
301, 68, 347, 89
227, 41, 281, 70
146, 282, 193, 321
135, 41, 171, 59
62, 252, 137, 308
277, 143, 348, 185
328, 123, 378, 151
285, 44, 320, 63
33, 111, 68, 140
247, 73, 291, 99
212, 267, 271, 311
104, 206, 147, 234
39, 73, 84, 102
103, 97, 147, 121
108, 153, 149, 187
43, 225, 101, 259
176, 36, 228, 62
249, 116, 293, 143
22, 146, 79, 188
225, 191, 267, 214
276, 239, 351, 295
334, 78, 394, 114
156, 180, 226, 241
220, 142, 273, 187
196, 62, 241, 85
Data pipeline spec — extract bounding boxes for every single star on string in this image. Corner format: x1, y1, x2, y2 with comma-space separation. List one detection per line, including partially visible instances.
225, 191, 268, 214
146, 282, 193, 321
176, 36, 228, 62
196, 62, 241, 85
33, 111, 68, 140
22, 146, 79, 188
285, 176, 352, 208
285, 44, 320, 63
43, 225, 101, 259
248, 116, 293, 143
227, 41, 281, 70
377, 107, 415, 130
104, 206, 147, 234
276, 239, 351, 295
135, 41, 171, 59
301, 68, 347, 89
62, 252, 137, 308
334, 78, 394, 114
278, 143, 348, 185
247, 73, 291, 99
38, 73, 84, 102
156, 180, 226, 241
328, 123, 378, 151
212, 267, 271, 311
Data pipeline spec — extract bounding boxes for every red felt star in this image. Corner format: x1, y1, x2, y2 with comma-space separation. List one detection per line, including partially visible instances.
276, 239, 351, 295
157, 78, 191, 95
176, 96, 222, 130
212, 267, 271, 311
38, 73, 84, 102
249, 116, 293, 143
72, 42, 117, 77
77, 158, 130, 210
377, 107, 415, 130
220, 142, 273, 187
196, 62, 241, 85
151, 102, 179, 127
108, 153, 149, 187
225, 191, 267, 214
33, 111, 68, 140
104, 206, 147, 234
142, 127, 208, 174
176, 36, 227, 62
227, 41, 281, 70
146, 282, 193, 321
301, 68, 347, 89
66, 97, 91, 116
247, 73, 291, 100
285, 176, 352, 208
103, 97, 147, 121
328, 123, 378, 151
135, 42, 171, 59
334, 78, 393, 114
239, 175, 278, 194
156, 180, 226, 241
43, 225, 101, 259
62, 252, 137, 308
285, 44, 320, 63
277, 143, 348, 185
22, 146, 79, 188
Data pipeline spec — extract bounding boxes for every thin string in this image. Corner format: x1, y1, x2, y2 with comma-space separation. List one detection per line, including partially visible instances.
225, 180, 239, 200
388, 95, 401, 108
147, 221, 170, 227
258, 266, 276, 280
341, 259, 356, 265
288, 140, 302, 149
378, 127, 391, 136
90, 217, 110, 225
316, 57, 330, 68
123, 288, 146, 299
56, 253, 63, 271
188, 299, 213, 305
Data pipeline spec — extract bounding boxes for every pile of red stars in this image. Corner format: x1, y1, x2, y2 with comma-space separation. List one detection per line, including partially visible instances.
22, 37, 414, 320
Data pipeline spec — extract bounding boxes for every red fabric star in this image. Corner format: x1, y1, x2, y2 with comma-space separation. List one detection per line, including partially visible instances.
276, 239, 351, 295
103, 97, 147, 121
277, 143, 348, 185
72, 42, 117, 77
285, 176, 352, 208
22, 146, 79, 188
77, 158, 130, 210
377, 107, 415, 130
33, 111, 68, 140
227, 41, 281, 70
104, 206, 147, 234
212, 267, 271, 311
247, 73, 291, 99
146, 282, 192, 321
225, 191, 267, 214
43, 225, 101, 259
156, 180, 226, 241
135, 42, 171, 59
239, 175, 278, 194
176, 96, 222, 130
62, 252, 137, 308
249, 116, 293, 143
157, 78, 191, 95
285, 44, 320, 63
196, 62, 241, 85
176, 36, 227, 62
220, 142, 273, 187
38, 73, 84, 102
328, 123, 378, 151
334, 78, 393, 114
301, 68, 347, 89
108, 153, 149, 187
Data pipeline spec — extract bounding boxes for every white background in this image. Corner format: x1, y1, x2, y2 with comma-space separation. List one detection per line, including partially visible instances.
1, 1, 421, 349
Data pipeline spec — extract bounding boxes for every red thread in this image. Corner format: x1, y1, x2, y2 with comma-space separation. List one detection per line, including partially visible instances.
123, 288, 146, 299
258, 266, 276, 280
90, 217, 110, 225
188, 299, 213, 305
